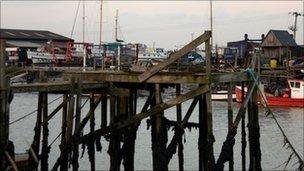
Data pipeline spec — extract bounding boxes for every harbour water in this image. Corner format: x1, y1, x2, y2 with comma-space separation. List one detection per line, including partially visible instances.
9, 93, 303, 170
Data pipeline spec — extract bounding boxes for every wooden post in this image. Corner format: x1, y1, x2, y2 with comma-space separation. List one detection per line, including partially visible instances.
123, 89, 138, 171
88, 93, 96, 171
227, 83, 234, 171
176, 84, 184, 171
60, 94, 68, 171
101, 94, 107, 128
241, 83, 246, 171
72, 77, 82, 171
29, 93, 43, 169
0, 39, 8, 170
248, 83, 262, 170
109, 95, 121, 171
41, 92, 49, 171
151, 84, 168, 170
203, 38, 215, 170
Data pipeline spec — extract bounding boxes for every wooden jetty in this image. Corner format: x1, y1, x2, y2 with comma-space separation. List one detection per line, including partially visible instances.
0, 31, 263, 170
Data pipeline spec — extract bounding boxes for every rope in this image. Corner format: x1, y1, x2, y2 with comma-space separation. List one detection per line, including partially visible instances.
70, 0, 81, 38
9, 95, 63, 125
48, 97, 89, 148
246, 68, 304, 169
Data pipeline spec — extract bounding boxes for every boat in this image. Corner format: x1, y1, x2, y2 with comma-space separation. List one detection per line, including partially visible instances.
27, 42, 86, 65
235, 79, 304, 107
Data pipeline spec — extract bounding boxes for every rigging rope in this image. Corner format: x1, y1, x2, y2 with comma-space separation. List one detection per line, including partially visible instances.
9, 95, 63, 125
246, 68, 304, 169
48, 97, 89, 148
70, 0, 81, 38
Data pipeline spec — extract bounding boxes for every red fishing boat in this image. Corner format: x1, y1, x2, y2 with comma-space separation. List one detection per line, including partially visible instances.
235, 79, 304, 107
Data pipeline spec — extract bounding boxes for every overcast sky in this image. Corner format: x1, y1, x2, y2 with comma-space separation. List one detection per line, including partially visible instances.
1, 1, 303, 49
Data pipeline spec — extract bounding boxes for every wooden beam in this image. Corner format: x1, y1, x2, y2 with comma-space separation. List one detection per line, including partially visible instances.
138, 31, 211, 82
112, 84, 209, 130
64, 71, 248, 85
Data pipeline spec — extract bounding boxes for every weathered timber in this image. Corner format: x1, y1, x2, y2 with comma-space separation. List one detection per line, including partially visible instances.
227, 83, 234, 171
41, 93, 49, 171
176, 84, 184, 171
122, 89, 137, 171
60, 94, 68, 171
138, 31, 211, 82
88, 94, 96, 171
108, 95, 121, 171
242, 83, 246, 171
248, 85, 262, 170
66, 70, 249, 85
0, 39, 9, 170
113, 84, 209, 131
28, 92, 43, 169
72, 78, 82, 171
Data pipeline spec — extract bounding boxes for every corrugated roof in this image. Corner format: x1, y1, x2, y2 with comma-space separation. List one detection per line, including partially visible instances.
0, 28, 73, 42
270, 30, 297, 46
6, 40, 44, 48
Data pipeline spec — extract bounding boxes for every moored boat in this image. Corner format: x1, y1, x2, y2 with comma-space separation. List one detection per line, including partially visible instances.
235, 79, 304, 107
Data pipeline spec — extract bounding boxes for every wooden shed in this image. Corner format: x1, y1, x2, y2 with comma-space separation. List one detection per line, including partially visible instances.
261, 30, 297, 66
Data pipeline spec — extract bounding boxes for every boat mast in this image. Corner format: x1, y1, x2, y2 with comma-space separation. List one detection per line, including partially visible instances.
82, 0, 86, 71
82, 0, 85, 43
115, 9, 118, 42
99, 0, 103, 46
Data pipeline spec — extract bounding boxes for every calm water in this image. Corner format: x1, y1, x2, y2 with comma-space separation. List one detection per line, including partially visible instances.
9, 93, 304, 170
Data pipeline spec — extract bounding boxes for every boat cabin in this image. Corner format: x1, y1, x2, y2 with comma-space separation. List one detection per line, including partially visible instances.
288, 79, 304, 99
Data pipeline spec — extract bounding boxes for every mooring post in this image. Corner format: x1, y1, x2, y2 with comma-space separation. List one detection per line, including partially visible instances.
176, 84, 184, 171
227, 83, 234, 171
101, 94, 107, 128
151, 84, 168, 171
123, 89, 137, 171
29, 93, 43, 169
0, 39, 8, 170
199, 36, 215, 170
109, 95, 121, 171
41, 92, 49, 171
248, 83, 262, 170
72, 77, 82, 171
88, 93, 96, 171
241, 82, 246, 171
60, 94, 68, 171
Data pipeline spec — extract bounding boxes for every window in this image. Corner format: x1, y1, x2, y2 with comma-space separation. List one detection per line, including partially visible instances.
295, 82, 300, 88
290, 82, 294, 88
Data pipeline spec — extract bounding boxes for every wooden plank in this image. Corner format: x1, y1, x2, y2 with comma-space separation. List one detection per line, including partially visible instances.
227, 83, 234, 171
64, 72, 248, 85
112, 84, 209, 130
138, 31, 211, 82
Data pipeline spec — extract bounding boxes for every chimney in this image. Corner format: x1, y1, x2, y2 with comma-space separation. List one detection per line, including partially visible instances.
244, 34, 249, 41
261, 34, 265, 41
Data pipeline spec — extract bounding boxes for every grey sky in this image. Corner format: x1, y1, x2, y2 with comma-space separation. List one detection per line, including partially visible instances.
1, 1, 303, 49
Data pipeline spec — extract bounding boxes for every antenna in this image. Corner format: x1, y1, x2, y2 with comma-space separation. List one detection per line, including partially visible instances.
99, 0, 103, 46
82, 0, 85, 43
115, 9, 118, 42
288, 12, 303, 40
210, 0, 213, 48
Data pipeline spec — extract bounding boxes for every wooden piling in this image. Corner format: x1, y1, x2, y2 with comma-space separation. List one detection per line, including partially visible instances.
88, 93, 96, 171
41, 92, 49, 171
227, 83, 234, 171
0, 39, 8, 170
241, 83, 246, 171
176, 84, 184, 171
29, 92, 43, 169
72, 78, 82, 171
123, 89, 137, 171
60, 94, 68, 171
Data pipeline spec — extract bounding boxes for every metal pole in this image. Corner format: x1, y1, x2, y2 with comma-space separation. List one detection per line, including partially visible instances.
210, 0, 213, 48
